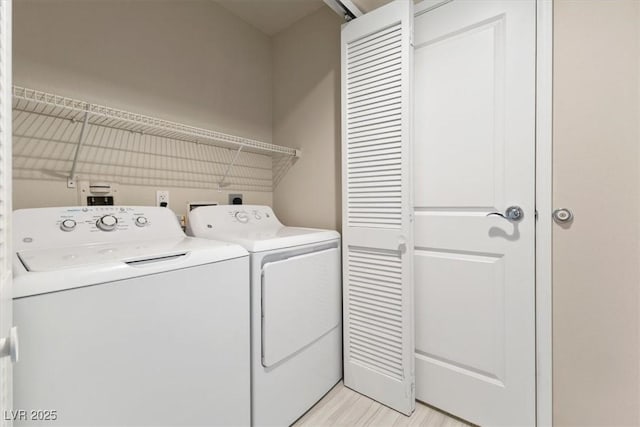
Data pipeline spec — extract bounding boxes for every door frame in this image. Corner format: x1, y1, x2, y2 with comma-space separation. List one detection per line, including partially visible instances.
412, 0, 553, 425
534, 0, 553, 425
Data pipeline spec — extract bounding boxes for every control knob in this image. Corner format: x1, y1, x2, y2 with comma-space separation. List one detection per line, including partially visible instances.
96, 215, 118, 232
60, 219, 77, 232
135, 216, 148, 227
234, 211, 249, 224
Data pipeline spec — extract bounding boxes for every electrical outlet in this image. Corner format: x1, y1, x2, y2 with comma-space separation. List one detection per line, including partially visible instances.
229, 193, 243, 205
156, 190, 169, 207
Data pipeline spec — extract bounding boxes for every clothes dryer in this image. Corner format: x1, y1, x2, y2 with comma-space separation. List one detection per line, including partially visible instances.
187, 205, 342, 426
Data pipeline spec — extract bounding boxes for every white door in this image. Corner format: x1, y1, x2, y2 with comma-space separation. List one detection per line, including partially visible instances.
412, 1, 536, 425
0, 0, 14, 425
341, 0, 415, 416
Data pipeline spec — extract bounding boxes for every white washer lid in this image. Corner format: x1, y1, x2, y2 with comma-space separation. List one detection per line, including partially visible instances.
14, 237, 247, 298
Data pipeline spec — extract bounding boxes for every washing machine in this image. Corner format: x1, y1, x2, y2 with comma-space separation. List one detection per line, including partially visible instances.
187, 205, 342, 426
13, 206, 250, 426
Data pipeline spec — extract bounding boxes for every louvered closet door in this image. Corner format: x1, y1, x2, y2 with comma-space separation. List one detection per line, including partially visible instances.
0, 0, 13, 424
341, 0, 414, 416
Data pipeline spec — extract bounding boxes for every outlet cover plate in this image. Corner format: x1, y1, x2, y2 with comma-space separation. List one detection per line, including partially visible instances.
156, 190, 169, 207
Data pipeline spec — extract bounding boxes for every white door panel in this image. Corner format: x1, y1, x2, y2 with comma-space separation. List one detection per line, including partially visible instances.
414, 19, 504, 209
415, 250, 506, 381
413, 1, 536, 425
341, 0, 415, 415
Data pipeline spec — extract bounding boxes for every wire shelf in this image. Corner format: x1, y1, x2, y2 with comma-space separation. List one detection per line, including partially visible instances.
12, 86, 300, 191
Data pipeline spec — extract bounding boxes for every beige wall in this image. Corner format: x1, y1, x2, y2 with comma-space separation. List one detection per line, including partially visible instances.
272, 7, 343, 231
553, 1, 640, 425
14, 0, 345, 226
12, 180, 272, 218
13, 0, 274, 218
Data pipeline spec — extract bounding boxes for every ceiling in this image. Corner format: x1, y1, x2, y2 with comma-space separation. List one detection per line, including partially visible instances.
213, 0, 326, 36
212, 0, 394, 37
351, 0, 392, 13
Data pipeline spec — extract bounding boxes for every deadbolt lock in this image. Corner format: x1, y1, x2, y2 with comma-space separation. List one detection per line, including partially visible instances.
553, 208, 573, 224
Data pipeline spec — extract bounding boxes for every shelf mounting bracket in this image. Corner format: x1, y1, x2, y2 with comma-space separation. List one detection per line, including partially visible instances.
217, 146, 243, 191
67, 108, 91, 188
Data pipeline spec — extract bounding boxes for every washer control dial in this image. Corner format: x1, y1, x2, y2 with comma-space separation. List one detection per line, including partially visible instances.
96, 215, 118, 231
234, 211, 249, 223
135, 216, 149, 227
60, 219, 77, 232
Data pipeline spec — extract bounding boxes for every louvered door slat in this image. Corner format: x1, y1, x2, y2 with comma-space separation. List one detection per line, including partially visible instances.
349, 39, 402, 64
349, 64, 403, 86
348, 123, 402, 138
349, 24, 400, 49
349, 61, 403, 83
350, 326, 402, 352
348, 73, 402, 93
349, 173, 401, 182
350, 112, 402, 127
341, 0, 414, 416
348, 133, 402, 145
350, 309, 402, 330
348, 85, 402, 104
348, 94, 402, 111
349, 26, 401, 54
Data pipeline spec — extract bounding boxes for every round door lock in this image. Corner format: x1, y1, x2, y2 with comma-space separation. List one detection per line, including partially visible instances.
553, 208, 573, 224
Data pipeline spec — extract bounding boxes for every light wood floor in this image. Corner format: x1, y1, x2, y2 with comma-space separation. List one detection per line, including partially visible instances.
294, 382, 472, 427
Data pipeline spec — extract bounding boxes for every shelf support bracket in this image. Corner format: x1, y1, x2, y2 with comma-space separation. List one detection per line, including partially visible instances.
67, 108, 91, 188
218, 146, 243, 190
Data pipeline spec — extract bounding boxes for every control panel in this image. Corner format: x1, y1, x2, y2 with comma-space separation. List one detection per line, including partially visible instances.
188, 205, 283, 235
228, 207, 274, 224
54, 206, 152, 233
226, 207, 279, 227
14, 206, 185, 252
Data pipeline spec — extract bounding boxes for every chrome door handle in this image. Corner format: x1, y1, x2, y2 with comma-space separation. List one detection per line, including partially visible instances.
487, 206, 524, 222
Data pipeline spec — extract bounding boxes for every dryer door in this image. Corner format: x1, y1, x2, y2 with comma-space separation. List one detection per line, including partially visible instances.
261, 247, 341, 367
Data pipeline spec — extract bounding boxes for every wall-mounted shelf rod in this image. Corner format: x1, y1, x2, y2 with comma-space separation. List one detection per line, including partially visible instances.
67, 108, 90, 188
218, 146, 243, 190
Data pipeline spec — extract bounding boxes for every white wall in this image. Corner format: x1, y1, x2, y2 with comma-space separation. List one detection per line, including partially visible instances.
272, 7, 343, 231
13, 0, 274, 217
